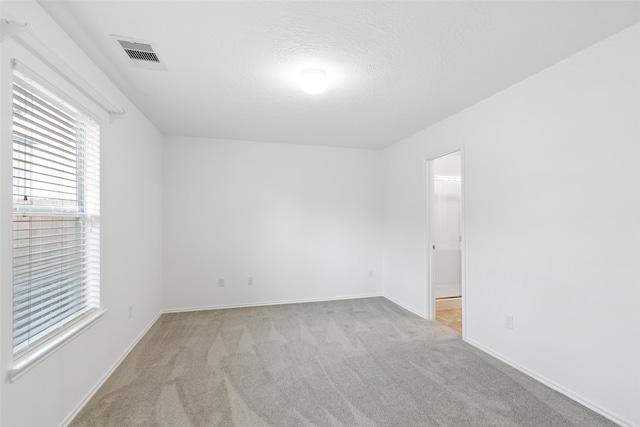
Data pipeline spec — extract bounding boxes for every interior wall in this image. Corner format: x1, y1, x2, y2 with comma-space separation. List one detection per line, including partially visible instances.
163, 136, 382, 311
0, 2, 164, 426
382, 22, 640, 425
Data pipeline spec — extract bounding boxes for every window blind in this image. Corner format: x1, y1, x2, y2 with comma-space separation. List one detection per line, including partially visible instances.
12, 69, 100, 356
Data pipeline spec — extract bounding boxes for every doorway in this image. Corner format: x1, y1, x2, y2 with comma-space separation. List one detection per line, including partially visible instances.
429, 151, 463, 334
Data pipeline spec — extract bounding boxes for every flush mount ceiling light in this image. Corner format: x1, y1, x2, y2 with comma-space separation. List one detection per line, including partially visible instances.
298, 68, 328, 94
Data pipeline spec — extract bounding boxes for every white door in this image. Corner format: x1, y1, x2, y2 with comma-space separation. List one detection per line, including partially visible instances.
432, 152, 462, 299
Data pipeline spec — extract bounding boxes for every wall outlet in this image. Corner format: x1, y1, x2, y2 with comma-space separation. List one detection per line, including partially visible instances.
218, 278, 225, 287
248, 276, 254, 286
369, 270, 374, 279
504, 313, 514, 330
128, 306, 133, 320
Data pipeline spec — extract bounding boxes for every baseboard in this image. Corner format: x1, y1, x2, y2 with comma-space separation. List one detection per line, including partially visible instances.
465, 338, 635, 427
382, 295, 427, 319
163, 293, 384, 313
60, 312, 162, 427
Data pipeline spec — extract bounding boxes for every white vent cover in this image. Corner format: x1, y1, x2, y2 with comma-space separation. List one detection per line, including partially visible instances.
111, 35, 166, 71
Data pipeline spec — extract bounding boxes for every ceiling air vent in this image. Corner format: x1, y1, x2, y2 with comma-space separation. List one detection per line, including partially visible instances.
111, 35, 166, 71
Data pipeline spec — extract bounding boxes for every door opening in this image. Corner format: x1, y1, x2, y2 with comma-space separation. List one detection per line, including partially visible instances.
429, 151, 463, 334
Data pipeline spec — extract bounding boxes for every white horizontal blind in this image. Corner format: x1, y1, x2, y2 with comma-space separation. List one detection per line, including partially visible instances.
12, 69, 100, 356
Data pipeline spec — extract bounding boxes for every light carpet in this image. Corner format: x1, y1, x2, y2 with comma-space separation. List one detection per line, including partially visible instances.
70, 297, 614, 426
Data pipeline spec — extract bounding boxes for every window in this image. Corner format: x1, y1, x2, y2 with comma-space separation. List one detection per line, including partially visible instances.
11, 69, 100, 358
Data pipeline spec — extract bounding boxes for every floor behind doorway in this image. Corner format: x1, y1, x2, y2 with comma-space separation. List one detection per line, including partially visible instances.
436, 297, 462, 334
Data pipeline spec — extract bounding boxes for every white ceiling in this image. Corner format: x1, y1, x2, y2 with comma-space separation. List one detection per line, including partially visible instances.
39, 1, 640, 149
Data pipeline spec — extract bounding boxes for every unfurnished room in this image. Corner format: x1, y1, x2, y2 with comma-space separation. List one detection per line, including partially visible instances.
0, 1, 639, 426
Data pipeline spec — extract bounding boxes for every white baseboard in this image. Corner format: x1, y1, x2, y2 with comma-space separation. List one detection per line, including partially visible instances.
60, 312, 162, 427
465, 338, 635, 427
383, 295, 427, 319
163, 293, 384, 313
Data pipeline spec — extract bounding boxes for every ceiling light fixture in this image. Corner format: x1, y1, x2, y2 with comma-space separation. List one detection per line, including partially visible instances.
298, 68, 328, 94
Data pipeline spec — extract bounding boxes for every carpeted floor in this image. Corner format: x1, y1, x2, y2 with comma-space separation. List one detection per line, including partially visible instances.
71, 297, 614, 426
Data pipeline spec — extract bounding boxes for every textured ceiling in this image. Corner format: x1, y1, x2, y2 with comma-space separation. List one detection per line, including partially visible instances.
38, 1, 640, 149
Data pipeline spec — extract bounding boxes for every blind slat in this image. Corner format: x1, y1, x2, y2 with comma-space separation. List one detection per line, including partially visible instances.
14, 302, 89, 347
13, 259, 84, 286
12, 78, 77, 122
14, 275, 86, 311
13, 89, 78, 133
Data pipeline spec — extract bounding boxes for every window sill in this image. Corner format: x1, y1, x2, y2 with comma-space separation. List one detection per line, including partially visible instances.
6, 309, 107, 383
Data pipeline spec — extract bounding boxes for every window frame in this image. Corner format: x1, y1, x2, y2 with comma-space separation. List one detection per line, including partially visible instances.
8, 65, 104, 381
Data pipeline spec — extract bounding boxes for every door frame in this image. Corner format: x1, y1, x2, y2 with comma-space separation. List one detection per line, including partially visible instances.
426, 149, 466, 337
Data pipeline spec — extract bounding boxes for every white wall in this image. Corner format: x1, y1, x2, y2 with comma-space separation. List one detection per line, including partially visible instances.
163, 136, 382, 310
382, 22, 640, 425
0, 2, 164, 426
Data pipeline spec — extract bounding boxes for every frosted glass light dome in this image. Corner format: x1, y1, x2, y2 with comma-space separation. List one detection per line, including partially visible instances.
298, 69, 328, 94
